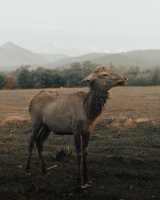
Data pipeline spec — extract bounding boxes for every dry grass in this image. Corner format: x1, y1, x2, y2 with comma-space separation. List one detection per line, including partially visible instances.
1, 86, 160, 124
0, 86, 160, 199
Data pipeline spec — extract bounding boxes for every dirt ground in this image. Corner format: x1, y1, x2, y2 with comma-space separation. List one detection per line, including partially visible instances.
0, 86, 160, 200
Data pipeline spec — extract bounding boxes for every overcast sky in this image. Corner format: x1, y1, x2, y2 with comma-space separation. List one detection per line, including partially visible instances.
0, 0, 160, 55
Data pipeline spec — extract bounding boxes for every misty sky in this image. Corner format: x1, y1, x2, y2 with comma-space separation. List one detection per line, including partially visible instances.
0, 0, 160, 55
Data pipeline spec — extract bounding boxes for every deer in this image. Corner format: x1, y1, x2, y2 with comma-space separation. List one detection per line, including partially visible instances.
26, 66, 127, 188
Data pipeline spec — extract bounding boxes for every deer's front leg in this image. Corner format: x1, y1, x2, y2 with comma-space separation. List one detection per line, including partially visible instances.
81, 132, 90, 188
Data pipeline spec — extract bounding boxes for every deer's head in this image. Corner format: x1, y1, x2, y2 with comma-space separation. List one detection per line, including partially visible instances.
82, 66, 127, 91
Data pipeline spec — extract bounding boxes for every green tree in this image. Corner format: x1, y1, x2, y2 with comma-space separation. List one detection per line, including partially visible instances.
82, 61, 96, 77
151, 67, 160, 85
62, 62, 83, 86
16, 67, 33, 88
0, 73, 6, 89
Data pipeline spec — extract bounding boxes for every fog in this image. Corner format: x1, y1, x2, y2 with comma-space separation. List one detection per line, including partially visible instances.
0, 0, 160, 55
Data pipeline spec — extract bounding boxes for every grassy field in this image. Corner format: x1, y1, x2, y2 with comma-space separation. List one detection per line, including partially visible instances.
0, 86, 160, 200
1, 86, 160, 120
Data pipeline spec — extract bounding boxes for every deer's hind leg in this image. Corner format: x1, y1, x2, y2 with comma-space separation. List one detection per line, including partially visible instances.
35, 124, 50, 174
26, 123, 41, 172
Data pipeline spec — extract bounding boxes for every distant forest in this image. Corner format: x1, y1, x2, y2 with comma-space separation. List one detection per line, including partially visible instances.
0, 61, 160, 89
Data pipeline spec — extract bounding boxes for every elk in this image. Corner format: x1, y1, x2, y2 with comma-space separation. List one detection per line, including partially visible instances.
26, 66, 127, 188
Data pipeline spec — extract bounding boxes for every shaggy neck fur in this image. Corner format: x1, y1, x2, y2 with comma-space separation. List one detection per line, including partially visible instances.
84, 87, 109, 122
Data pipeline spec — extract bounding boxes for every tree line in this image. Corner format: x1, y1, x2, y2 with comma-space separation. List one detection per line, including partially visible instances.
126, 66, 160, 86
1, 62, 160, 89
0, 61, 96, 89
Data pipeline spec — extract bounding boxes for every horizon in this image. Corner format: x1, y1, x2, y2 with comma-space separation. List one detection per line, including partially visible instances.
1, 0, 160, 56
2, 41, 160, 57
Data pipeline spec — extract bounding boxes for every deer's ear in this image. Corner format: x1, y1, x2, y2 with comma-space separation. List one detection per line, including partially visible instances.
81, 73, 96, 84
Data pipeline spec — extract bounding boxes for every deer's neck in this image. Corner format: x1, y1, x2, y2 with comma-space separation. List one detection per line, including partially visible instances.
84, 88, 109, 122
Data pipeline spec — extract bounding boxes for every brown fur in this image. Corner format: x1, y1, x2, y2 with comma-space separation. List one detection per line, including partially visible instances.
26, 66, 127, 188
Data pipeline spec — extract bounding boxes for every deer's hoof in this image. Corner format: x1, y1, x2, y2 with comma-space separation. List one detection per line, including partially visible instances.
25, 170, 31, 176
42, 168, 47, 175
25, 166, 30, 173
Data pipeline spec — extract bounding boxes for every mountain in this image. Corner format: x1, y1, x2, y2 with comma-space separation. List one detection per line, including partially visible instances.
47, 49, 160, 69
1, 42, 160, 71
46, 53, 107, 68
39, 53, 68, 63
0, 42, 68, 71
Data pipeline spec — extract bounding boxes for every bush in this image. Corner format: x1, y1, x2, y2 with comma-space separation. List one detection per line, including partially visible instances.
16, 67, 34, 88
3, 62, 160, 89
0, 73, 6, 89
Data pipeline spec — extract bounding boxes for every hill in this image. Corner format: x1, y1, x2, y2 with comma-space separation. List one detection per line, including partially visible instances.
0, 42, 68, 71
48, 49, 160, 69
1, 42, 160, 71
